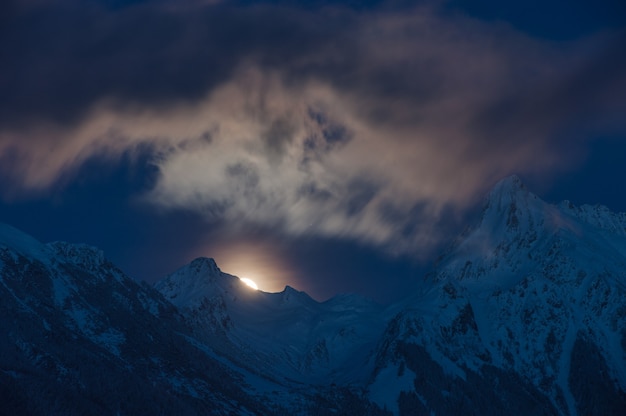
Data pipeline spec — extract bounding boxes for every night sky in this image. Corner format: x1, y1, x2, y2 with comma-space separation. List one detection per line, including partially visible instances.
1, 0, 625, 303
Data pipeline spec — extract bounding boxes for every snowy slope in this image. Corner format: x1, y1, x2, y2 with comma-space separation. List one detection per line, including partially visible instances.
155, 258, 389, 385
3, 174, 626, 415
0, 225, 283, 415
368, 176, 626, 415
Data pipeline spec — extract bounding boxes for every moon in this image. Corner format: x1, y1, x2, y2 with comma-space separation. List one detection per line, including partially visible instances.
240, 277, 259, 290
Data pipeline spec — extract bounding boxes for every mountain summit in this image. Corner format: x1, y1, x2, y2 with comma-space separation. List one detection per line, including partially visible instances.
1, 176, 625, 415
155, 256, 386, 385
374, 176, 626, 415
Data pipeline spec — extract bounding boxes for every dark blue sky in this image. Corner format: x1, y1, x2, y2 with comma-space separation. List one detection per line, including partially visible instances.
1, 0, 625, 303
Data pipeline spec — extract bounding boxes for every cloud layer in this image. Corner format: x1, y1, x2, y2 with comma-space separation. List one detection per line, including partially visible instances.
1, 1, 625, 256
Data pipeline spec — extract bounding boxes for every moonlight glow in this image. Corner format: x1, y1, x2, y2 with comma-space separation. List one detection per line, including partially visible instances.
240, 277, 259, 290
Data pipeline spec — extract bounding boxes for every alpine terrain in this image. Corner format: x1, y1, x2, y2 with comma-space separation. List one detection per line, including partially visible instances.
1, 175, 625, 415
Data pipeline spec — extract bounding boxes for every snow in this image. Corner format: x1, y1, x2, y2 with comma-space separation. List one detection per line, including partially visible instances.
423, 175, 626, 410
557, 321, 578, 416
152, 180, 626, 413
0, 223, 51, 262
369, 364, 416, 414
138, 291, 161, 316
155, 257, 389, 384
2, 175, 626, 415
359, 175, 626, 415
66, 303, 126, 357
52, 275, 71, 306
0, 275, 36, 313
94, 328, 126, 357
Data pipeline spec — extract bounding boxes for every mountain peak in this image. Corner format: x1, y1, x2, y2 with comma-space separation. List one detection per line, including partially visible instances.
154, 257, 230, 309
189, 257, 221, 275
280, 285, 317, 306
487, 174, 527, 202
480, 174, 541, 230
434, 175, 546, 276
282, 285, 306, 299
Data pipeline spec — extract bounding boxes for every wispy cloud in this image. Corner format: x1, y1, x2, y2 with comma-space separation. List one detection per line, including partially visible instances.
1, 1, 624, 256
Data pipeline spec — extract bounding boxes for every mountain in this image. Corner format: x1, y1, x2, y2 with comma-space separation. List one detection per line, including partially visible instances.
0, 223, 286, 415
1, 175, 625, 415
367, 176, 626, 415
0, 223, 389, 415
155, 257, 388, 385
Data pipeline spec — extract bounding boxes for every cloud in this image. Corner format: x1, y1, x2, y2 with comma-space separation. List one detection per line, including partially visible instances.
1, 1, 625, 256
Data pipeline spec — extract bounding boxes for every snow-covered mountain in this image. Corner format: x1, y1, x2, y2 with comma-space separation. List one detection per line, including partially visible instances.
1, 175, 625, 415
0, 223, 294, 415
155, 257, 388, 385
0, 223, 388, 415
367, 176, 626, 415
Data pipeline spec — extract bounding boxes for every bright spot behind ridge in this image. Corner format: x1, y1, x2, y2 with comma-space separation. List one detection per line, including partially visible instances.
240, 277, 259, 290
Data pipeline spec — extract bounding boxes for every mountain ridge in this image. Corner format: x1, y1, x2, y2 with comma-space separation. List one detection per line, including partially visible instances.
377, 175, 626, 415
1, 175, 625, 415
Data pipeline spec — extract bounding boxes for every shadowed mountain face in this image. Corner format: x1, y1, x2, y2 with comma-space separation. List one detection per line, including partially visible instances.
1, 176, 625, 415
0, 225, 280, 415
